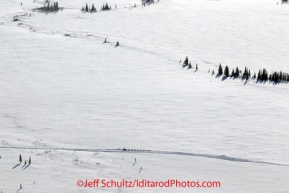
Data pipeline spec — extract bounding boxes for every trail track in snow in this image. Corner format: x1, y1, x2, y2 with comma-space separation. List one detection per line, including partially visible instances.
1, 8, 204, 66
1, 146, 288, 167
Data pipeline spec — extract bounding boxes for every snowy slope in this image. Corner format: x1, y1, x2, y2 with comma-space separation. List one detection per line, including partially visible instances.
1, 147, 289, 193
7, 0, 289, 72
1, 0, 289, 192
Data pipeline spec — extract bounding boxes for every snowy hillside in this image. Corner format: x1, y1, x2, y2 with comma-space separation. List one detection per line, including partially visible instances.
1, 0, 289, 192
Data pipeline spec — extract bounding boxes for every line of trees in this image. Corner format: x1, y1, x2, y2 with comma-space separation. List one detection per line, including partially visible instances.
82, 3, 97, 12
217, 63, 289, 84
82, 3, 112, 12
81, 0, 158, 13
36, 1, 60, 12
181, 56, 198, 70
101, 3, 112, 11
142, 0, 156, 6
180, 57, 288, 85
19, 154, 32, 165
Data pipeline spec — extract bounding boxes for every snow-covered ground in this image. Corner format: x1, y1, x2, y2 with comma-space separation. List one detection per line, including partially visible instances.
1, 0, 289, 192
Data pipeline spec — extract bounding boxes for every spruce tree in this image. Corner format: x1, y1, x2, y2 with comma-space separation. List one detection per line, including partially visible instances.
188, 62, 192, 69
196, 64, 198, 70
235, 67, 239, 77
257, 70, 261, 81
243, 67, 247, 79
231, 69, 235, 77
86, 3, 88, 12
262, 68, 268, 81
218, 63, 223, 75
224, 66, 229, 77
183, 56, 188, 66
19, 154, 22, 163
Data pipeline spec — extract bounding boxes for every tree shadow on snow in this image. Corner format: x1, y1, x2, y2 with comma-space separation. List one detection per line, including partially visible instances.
221, 76, 228, 81
23, 164, 30, 171
182, 64, 188, 68
12, 163, 20, 169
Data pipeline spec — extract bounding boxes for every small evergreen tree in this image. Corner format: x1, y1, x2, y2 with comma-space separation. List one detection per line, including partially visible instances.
231, 69, 235, 77
19, 154, 22, 163
243, 67, 248, 79
224, 66, 229, 77
257, 70, 261, 81
183, 56, 188, 66
235, 67, 239, 78
218, 63, 223, 75
188, 62, 192, 69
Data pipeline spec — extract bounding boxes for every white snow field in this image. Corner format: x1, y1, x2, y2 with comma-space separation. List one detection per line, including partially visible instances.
1, 0, 289, 192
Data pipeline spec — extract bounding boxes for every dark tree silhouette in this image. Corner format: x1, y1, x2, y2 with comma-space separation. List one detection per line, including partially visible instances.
218, 64, 223, 75
188, 62, 192, 69
231, 69, 235, 77
183, 56, 188, 66
224, 66, 229, 77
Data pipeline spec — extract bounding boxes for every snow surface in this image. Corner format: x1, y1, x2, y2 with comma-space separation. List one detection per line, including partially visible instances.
1, 0, 289, 192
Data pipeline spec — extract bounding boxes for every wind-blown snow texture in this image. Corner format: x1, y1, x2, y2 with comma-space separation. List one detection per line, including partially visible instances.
0, 0, 289, 192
